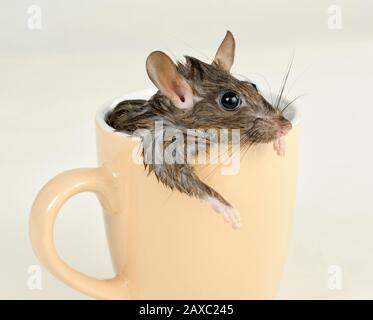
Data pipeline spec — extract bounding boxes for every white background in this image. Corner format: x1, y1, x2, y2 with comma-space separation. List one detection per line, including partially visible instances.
1, 0, 372, 299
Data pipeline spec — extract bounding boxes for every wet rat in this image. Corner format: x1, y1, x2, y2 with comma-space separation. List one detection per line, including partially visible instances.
106, 31, 292, 229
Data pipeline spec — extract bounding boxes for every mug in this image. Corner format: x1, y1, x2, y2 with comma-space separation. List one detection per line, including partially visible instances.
29, 88, 300, 299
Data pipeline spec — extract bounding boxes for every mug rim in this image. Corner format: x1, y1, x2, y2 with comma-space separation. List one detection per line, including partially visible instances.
96, 88, 301, 137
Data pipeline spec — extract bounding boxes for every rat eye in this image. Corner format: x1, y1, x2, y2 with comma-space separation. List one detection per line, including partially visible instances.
219, 91, 241, 111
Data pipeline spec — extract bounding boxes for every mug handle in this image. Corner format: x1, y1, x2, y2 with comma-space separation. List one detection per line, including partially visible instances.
29, 167, 130, 299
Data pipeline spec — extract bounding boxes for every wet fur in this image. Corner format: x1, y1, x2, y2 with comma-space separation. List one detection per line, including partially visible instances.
106, 56, 289, 210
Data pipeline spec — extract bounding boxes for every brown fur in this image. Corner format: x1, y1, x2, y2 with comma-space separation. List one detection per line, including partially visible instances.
105, 55, 291, 209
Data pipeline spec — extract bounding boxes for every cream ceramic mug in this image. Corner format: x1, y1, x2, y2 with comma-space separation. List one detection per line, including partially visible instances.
29, 89, 300, 299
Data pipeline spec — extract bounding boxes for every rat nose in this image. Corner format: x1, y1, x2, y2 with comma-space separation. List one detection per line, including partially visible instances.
275, 117, 292, 137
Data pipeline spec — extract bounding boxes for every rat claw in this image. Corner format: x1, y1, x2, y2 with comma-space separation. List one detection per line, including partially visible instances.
273, 140, 278, 151
206, 196, 241, 229
273, 137, 286, 157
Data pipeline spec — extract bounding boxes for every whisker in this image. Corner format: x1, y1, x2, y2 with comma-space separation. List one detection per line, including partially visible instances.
275, 51, 295, 110
281, 63, 312, 103
280, 94, 306, 114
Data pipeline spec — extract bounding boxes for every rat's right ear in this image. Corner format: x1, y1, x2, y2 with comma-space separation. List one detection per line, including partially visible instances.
146, 51, 194, 109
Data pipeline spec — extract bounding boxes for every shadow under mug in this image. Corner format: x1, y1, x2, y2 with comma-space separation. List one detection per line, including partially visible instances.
29, 88, 300, 299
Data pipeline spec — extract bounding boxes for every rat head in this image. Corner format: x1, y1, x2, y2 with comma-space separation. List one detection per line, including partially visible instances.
146, 31, 292, 144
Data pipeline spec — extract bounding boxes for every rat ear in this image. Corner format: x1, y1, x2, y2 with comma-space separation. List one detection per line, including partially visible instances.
213, 31, 236, 72
146, 51, 194, 109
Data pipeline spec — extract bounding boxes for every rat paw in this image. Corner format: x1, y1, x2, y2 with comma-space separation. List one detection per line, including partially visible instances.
206, 196, 241, 229
273, 137, 286, 157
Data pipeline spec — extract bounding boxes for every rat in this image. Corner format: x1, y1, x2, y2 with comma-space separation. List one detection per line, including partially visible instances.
105, 31, 292, 229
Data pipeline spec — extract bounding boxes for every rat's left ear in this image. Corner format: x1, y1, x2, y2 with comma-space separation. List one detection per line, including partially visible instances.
213, 31, 236, 72
146, 51, 194, 109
